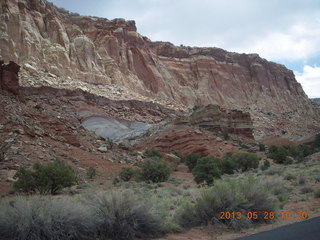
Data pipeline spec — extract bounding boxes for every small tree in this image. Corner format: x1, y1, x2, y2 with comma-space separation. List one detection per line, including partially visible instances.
192, 156, 221, 185
185, 153, 200, 172
14, 160, 77, 195
268, 146, 288, 164
232, 152, 260, 171
221, 154, 236, 174
13, 168, 36, 193
260, 159, 270, 171
119, 167, 136, 181
141, 158, 171, 183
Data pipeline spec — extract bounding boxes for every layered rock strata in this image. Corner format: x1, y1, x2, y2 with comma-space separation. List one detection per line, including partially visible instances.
175, 104, 253, 138
0, 0, 311, 109
0, 0, 319, 136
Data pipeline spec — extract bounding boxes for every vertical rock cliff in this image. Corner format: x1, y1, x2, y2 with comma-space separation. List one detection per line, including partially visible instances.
0, 0, 318, 135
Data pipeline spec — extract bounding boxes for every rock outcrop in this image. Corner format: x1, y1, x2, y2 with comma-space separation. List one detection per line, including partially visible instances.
0, 60, 20, 95
135, 126, 241, 158
175, 104, 253, 138
0, 0, 319, 136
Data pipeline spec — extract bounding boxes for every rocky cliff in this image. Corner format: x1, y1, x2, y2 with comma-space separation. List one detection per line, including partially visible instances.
0, 0, 319, 136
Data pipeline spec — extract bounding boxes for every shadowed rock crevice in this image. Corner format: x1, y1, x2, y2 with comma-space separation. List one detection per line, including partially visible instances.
0, 60, 20, 95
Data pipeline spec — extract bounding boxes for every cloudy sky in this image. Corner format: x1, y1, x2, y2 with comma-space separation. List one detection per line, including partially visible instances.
50, 0, 320, 98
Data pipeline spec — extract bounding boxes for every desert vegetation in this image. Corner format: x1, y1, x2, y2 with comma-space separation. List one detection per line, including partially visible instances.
3, 144, 320, 240
267, 143, 317, 164
13, 160, 77, 195
185, 152, 260, 185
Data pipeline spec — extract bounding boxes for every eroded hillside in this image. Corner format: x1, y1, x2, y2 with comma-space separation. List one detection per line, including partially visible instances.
0, 0, 319, 138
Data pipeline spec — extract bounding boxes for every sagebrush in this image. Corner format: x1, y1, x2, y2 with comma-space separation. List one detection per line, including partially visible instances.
0, 196, 97, 240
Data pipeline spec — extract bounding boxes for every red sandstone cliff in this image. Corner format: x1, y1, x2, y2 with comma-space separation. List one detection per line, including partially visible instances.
0, 0, 319, 136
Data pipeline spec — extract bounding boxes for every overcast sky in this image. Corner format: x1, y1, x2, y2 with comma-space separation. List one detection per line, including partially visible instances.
50, 0, 320, 98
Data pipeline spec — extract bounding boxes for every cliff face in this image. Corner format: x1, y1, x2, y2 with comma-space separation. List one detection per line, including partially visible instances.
0, 0, 316, 117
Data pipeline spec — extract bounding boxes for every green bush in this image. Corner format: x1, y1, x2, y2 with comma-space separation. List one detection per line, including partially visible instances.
13, 168, 36, 193
192, 156, 221, 185
0, 196, 97, 240
14, 160, 77, 195
259, 143, 266, 151
268, 144, 314, 163
119, 167, 136, 181
232, 153, 260, 172
88, 191, 164, 239
221, 154, 236, 174
285, 145, 313, 162
268, 146, 288, 164
146, 149, 162, 158
185, 153, 201, 171
176, 178, 278, 230
260, 159, 270, 171
141, 158, 171, 183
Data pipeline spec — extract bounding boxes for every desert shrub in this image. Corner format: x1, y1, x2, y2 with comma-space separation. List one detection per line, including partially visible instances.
313, 134, 320, 150
164, 221, 183, 233
268, 145, 278, 153
300, 187, 314, 194
87, 166, 96, 179
268, 146, 288, 164
192, 156, 221, 185
284, 173, 297, 181
278, 194, 288, 203
314, 189, 320, 198
239, 143, 250, 149
260, 159, 270, 171
87, 191, 165, 240
266, 166, 284, 176
141, 158, 171, 183
268, 144, 314, 163
172, 151, 185, 162
13, 168, 36, 193
112, 177, 120, 185
298, 176, 306, 185
0, 196, 97, 240
262, 176, 288, 196
221, 154, 236, 174
232, 153, 260, 172
285, 145, 313, 162
259, 143, 266, 151
185, 153, 201, 171
146, 149, 162, 159
14, 160, 77, 194
176, 178, 278, 230
119, 167, 136, 181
